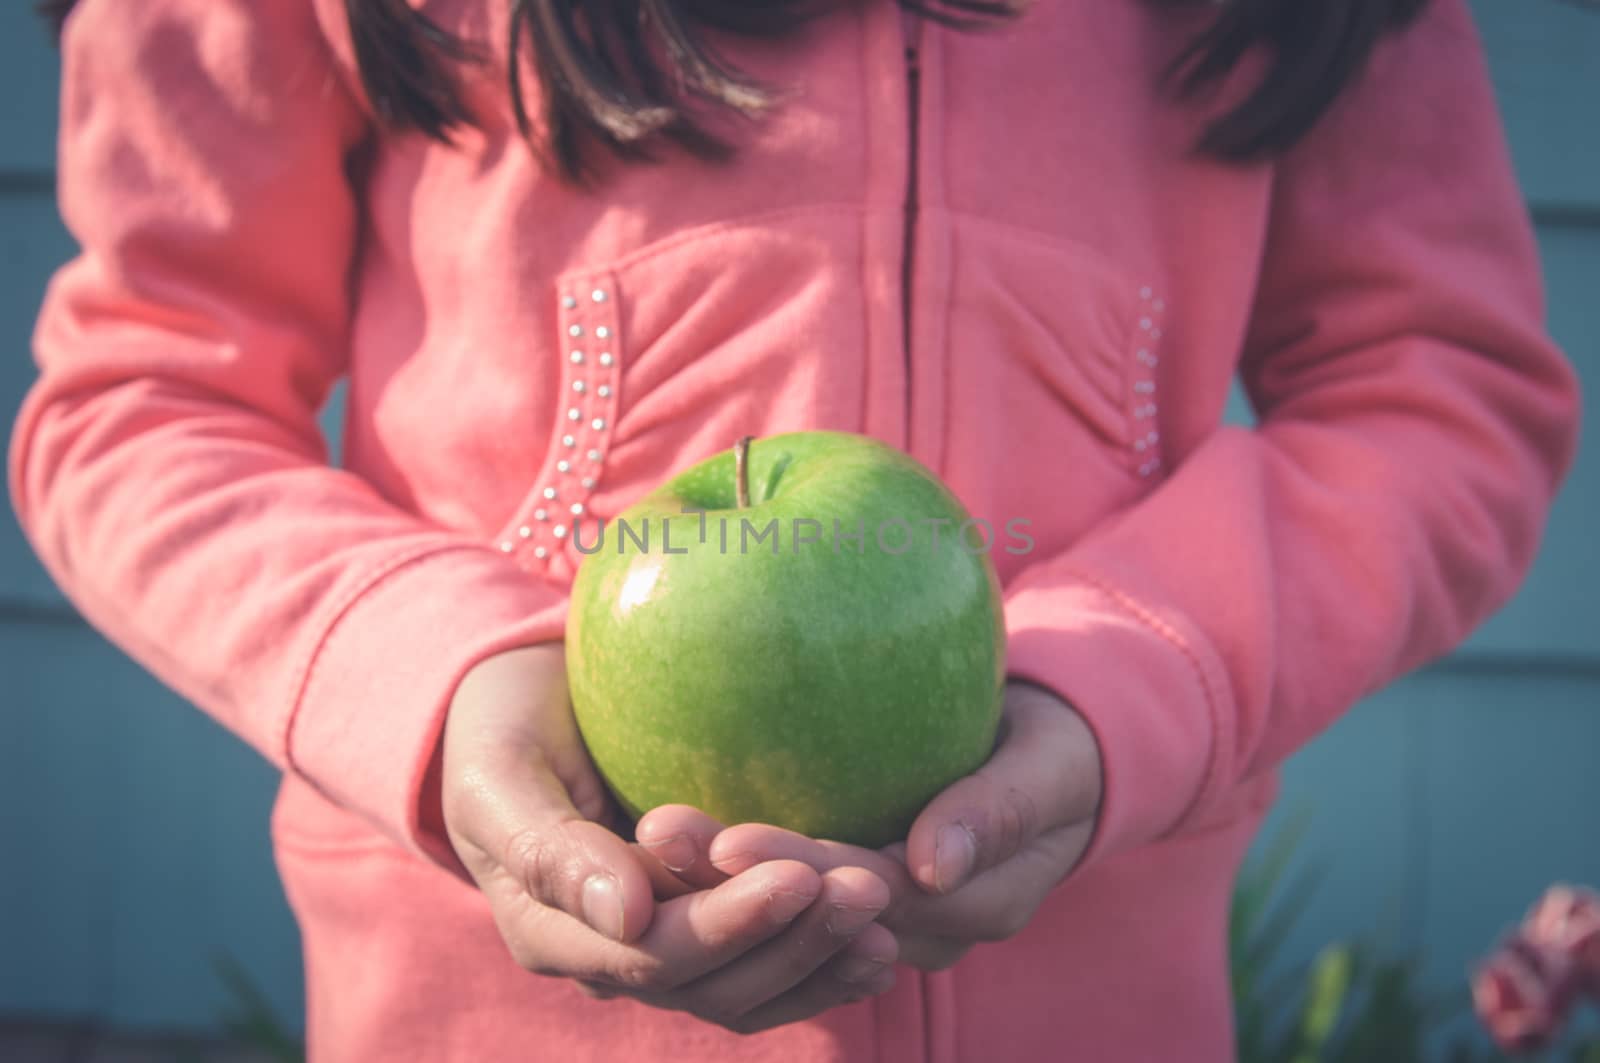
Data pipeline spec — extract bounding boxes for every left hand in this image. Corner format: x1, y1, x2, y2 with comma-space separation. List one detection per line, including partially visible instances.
636, 680, 1104, 972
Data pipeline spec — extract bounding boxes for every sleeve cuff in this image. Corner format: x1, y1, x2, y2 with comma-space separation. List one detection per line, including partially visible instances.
285, 544, 569, 869
1003, 570, 1231, 867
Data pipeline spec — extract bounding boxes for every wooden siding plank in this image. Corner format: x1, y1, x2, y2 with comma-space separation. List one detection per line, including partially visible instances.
0, 619, 303, 1030
0, 4, 59, 176
1471, 0, 1600, 211
1467, 223, 1600, 656
0, 194, 73, 607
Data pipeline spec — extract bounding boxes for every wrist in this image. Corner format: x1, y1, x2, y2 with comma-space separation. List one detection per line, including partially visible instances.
1004, 676, 1104, 825
415, 730, 470, 880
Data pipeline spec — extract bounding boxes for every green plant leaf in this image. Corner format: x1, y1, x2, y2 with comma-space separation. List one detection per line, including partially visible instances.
1233, 810, 1329, 1063
1238, 809, 1316, 922
1292, 944, 1355, 1063
211, 951, 305, 1063
1328, 952, 1435, 1063
1247, 864, 1327, 975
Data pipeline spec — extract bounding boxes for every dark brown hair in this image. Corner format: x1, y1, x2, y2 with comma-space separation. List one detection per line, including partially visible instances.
39, 0, 1430, 188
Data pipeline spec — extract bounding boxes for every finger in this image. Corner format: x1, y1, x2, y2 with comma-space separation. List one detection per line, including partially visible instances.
634, 804, 732, 891
833, 921, 898, 974
709, 819, 1094, 943
889, 821, 1094, 942
729, 967, 897, 1034
904, 686, 1100, 895
632, 842, 698, 901
722, 924, 901, 1034
894, 935, 972, 972
442, 644, 658, 941
710, 824, 930, 931
627, 867, 892, 1027
449, 750, 657, 943
571, 920, 891, 1009
502, 859, 824, 989
708, 824, 914, 892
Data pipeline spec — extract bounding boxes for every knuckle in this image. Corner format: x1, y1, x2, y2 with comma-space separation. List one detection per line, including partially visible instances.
993, 786, 1041, 860
503, 827, 555, 902
608, 956, 669, 993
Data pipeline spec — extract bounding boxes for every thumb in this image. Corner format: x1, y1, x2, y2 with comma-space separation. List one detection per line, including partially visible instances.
449, 749, 657, 944
441, 644, 655, 943
904, 683, 1101, 895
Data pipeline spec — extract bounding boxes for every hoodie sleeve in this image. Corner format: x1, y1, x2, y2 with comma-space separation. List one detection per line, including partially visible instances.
1002, 0, 1581, 866
7, 0, 567, 870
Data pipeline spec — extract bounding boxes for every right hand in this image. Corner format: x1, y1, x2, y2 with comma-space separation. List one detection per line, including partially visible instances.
440, 643, 900, 1035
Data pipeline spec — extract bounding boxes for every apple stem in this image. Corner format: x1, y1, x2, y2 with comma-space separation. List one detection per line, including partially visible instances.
735, 435, 754, 509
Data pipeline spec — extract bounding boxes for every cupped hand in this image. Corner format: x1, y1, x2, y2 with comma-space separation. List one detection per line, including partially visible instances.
440, 644, 901, 1034
637, 680, 1102, 971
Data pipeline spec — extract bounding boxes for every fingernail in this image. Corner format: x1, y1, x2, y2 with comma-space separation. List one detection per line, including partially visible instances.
641, 833, 697, 873
934, 824, 977, 894
835, 955, 889, 983
766, 888, 816, 924
826, 903, 881, 937
582, 873, 625, 941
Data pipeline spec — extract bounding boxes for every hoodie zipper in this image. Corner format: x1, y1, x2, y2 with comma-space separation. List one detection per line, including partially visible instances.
900, 6, 923, 438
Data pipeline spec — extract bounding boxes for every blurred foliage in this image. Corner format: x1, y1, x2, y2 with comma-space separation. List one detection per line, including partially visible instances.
212, 952, 304, 1063
1232, 814, 1600, 1063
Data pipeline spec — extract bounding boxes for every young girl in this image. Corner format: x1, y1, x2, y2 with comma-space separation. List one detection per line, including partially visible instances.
11, 0, 1580, 1058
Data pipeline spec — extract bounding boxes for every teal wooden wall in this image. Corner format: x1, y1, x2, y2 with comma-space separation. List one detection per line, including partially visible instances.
3, 0, 1596, 1041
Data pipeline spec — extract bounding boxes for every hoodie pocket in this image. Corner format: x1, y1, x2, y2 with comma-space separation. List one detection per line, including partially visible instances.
488, 264, 626, 577
491, 205, 876, 580
934, 215, 1170, 577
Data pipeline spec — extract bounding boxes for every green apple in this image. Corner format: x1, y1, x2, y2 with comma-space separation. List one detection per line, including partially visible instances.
564, 431, 1005, 848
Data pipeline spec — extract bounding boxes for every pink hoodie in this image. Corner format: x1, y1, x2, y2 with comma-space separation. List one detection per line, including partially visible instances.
10, 0, 1580, 1059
